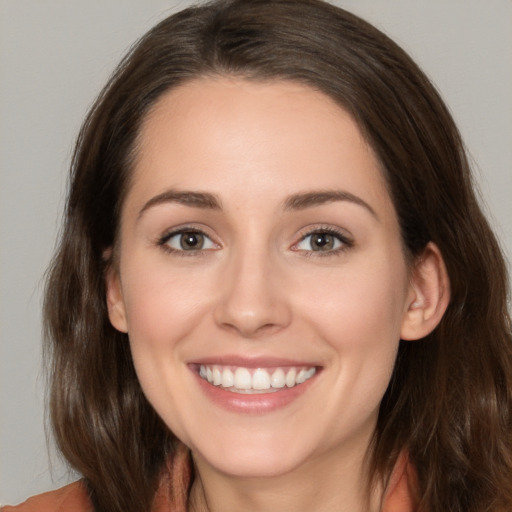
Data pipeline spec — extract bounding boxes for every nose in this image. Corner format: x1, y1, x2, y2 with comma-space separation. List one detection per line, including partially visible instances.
213, 245, 292, 338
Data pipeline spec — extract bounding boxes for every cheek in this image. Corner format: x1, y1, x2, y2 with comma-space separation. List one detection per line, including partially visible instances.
120, 261, 216, 374
301, 259, 407, 346
119, 263, 215, 434
296, 254, 407, 396
123, 260, 208, 328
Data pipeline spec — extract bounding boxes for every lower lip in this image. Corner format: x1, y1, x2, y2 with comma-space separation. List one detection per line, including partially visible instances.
192, 369, 318, 414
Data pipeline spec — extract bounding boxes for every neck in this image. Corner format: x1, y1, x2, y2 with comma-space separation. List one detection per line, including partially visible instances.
188, 443, 383, 512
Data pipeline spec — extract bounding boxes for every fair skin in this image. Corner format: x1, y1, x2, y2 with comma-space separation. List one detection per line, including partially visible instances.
106, 77, 449, 512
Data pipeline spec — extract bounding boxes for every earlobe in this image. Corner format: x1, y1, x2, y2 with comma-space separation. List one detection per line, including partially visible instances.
400, 242, 450, 341
105, 264, 129, 334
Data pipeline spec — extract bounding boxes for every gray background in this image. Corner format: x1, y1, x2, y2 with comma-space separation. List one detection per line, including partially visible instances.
1, 0, 511, 505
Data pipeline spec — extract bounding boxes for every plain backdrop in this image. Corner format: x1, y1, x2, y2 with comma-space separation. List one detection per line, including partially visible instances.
1, 0, 511, 505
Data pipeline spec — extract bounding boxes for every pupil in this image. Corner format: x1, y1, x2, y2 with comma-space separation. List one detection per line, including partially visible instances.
312, 233, 333, 250
181, 232, 203, 250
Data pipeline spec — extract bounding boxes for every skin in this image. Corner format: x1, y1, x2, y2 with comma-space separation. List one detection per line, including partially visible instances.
106, 77, 449, 512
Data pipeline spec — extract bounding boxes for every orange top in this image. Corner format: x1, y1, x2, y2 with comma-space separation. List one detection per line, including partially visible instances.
2, 445, 418, 512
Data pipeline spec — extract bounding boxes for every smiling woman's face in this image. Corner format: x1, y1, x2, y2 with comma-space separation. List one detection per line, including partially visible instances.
106, 77, 418, 479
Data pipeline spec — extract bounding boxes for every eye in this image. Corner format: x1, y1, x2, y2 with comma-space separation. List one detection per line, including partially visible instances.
160, 230, 217, 252
294, 229, 351, 253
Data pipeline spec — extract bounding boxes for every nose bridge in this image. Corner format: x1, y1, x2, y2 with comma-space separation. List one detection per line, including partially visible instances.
214, 233, 291, 337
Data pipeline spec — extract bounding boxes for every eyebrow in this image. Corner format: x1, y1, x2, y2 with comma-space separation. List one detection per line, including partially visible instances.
138, 190, 222, 218
138, 188, 377, 220
283, 190, 378, 219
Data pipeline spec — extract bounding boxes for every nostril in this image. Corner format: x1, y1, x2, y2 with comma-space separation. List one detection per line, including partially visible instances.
213, 300, 291, 338
219, 318, 282, 339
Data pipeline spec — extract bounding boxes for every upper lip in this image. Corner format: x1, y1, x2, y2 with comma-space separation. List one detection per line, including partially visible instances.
188, 355, 321, 368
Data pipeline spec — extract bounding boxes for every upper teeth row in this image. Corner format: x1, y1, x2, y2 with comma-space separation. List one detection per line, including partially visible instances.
199, 365, 316, 391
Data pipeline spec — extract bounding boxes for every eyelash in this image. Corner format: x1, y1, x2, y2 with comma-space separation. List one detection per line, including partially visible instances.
293, 226, 354, 257
156, 225, 353, 257
157, 226, 218, 257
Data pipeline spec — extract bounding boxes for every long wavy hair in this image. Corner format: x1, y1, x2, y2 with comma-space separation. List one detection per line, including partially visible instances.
43, 1, 512, 510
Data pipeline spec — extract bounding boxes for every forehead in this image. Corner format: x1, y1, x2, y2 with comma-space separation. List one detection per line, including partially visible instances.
138, 76, 371, 163
127, 77, 393, 219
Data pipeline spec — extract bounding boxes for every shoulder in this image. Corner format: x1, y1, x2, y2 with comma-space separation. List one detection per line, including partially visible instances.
1, 482, 93, 512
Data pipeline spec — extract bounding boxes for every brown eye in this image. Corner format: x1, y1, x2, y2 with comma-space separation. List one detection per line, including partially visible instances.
161, 230, 216, 252
310, 232, 336, 251
180, 232, 205, 250
295, 231, 344, 252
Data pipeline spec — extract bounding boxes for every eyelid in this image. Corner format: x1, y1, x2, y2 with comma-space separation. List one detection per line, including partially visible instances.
157, 224, 221, 254
155, 223, 353, 256
291, 225, 354, 254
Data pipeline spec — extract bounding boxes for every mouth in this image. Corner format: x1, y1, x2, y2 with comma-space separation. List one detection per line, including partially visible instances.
190, 357, 321, 413
197, 364, 317, 394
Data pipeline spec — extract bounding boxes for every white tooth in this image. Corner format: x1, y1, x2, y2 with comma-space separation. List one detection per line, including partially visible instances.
199, 365, 207, 379
285, 368, 297, 387
234, 367, 252, 389
296, 369, 307, 384
212, 366, 222, 386
271, 368, 285, 388
221, 368, 234, 387
206, 367, 213, 383
306, 367, 316, 379
252, 368, 271, 390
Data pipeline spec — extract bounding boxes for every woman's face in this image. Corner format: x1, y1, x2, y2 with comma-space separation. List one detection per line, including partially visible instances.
107, 77, 417, 478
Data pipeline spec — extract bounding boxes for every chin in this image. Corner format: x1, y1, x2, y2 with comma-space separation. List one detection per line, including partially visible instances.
190, 431, 312, 478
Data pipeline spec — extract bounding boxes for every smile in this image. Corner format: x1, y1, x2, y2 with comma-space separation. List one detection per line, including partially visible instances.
199, 365, 317, 393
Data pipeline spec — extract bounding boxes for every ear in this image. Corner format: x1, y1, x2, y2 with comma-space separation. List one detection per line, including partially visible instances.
401, 242, 450, 341
104, 254, 129, 334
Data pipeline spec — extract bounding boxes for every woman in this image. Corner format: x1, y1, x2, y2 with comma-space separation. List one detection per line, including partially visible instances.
3, 0, 511, 511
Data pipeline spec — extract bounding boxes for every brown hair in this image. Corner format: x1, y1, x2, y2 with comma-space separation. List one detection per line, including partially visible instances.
43, 1, 512, 510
